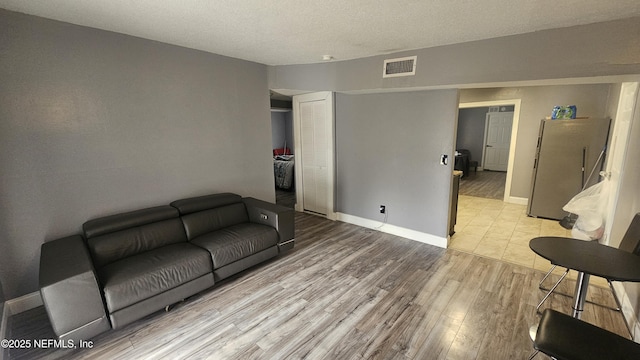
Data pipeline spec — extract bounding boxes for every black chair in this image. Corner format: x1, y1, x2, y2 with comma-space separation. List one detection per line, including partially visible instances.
458, 149, 478, 173
536, 213, 640, 338
454, 152, 469, 177
529, 309, 640, 359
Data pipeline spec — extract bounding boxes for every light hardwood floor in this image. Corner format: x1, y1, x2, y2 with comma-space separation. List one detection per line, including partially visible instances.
276, 188, 296, 208
6, 213, 628, 359
458, 170, 506, 200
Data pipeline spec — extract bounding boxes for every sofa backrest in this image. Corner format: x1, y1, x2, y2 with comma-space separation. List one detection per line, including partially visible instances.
170, 193, 249, 241
83, 205, 186, 268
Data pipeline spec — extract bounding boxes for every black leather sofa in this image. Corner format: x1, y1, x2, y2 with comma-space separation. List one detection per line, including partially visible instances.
39, 193, 294, 342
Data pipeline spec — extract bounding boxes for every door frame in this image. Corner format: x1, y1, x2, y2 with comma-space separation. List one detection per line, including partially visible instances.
602, 82, 639, 245
459, 99, 522, 204
292, 91, 336, 220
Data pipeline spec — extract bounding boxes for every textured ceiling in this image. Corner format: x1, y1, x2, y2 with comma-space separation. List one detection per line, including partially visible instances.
1, 0, 639, 65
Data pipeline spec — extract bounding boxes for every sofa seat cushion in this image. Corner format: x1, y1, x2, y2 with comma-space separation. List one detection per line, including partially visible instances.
191, 223, 278, 269
98, 243, 212, 313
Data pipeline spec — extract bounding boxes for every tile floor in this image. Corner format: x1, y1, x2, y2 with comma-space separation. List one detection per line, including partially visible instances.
450, 194, 608, 288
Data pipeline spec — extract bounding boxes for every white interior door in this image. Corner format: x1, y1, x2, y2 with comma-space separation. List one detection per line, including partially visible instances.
293, 92, 335, 219
483, 112, 513, 171
300, 100, 328, 214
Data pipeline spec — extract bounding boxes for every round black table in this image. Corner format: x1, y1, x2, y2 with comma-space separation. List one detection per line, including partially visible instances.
530, 236, 640, 318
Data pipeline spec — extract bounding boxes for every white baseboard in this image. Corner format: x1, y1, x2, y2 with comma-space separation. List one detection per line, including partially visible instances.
505, 196, 528, 205
612, 282, 640, 342
0, 291, 43, 360
0, 291, 43, 340
6, 292, 42, 315
336, 213, 448, 249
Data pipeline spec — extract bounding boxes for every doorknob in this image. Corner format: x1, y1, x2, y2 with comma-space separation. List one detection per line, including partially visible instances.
486, 145, 493, 147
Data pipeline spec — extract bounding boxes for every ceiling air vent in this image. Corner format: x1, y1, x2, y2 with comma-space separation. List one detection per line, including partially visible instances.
383, 56, 417, 78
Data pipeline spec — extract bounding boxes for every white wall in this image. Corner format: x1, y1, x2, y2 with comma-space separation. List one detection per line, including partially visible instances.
608, 86, 640, 336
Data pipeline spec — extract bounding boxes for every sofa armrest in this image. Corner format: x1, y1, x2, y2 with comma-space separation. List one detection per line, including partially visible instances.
243, 197, 295, 251
39, 235, 111, 341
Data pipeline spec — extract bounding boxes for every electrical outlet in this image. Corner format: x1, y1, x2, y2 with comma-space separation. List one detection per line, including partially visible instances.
379, 205, 386, 214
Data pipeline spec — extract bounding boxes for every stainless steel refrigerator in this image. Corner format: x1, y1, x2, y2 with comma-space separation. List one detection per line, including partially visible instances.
528, 118, 611, 220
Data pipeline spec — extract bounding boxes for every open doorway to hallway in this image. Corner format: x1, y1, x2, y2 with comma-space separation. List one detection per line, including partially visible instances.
456, 103, 516, 201
270, 91, 296, 209
450, 82, 635, 291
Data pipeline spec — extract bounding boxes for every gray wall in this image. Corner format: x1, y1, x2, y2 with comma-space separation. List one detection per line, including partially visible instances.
269, 17, 640, 92
335, 90, 459, 237
459, 84, 612, 199
271, 111, 286, 150
285, 111, 294, 153
456, 107, 489, 166
0, 284, 4, 320
0, 10, 274, 300
270, 111, 294, 153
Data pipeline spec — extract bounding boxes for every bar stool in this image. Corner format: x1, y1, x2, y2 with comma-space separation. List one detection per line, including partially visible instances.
536, 213, 640, 338
529, 309, 640, 359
